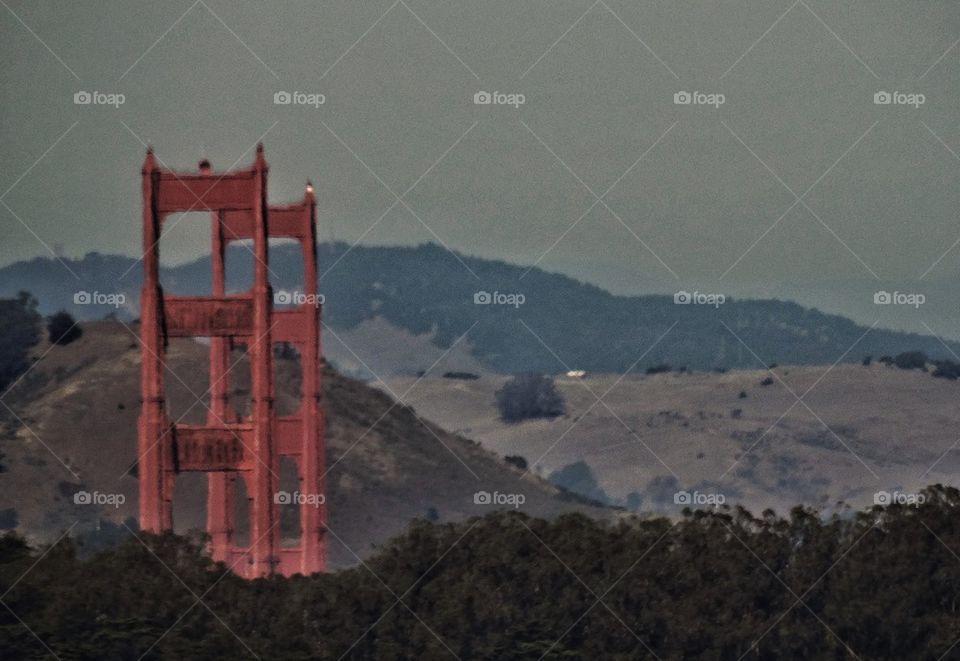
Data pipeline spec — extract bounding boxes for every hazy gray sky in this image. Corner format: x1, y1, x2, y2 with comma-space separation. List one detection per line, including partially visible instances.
2, 1, 959, 333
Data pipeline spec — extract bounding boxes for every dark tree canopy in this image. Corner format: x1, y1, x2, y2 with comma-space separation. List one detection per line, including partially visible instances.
0, 291, 41, 392
504, 455, 528, 471
495, 373, 565, 423
47, 310, 82, 346
2, 487, 960, 659
894, 350, 927, 370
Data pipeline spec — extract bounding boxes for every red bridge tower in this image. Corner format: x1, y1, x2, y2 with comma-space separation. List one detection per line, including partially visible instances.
138, 145, 325, 577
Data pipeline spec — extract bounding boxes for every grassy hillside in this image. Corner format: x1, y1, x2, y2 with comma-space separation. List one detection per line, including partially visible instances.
0, 321, 606, 567
384, 363, 960, 515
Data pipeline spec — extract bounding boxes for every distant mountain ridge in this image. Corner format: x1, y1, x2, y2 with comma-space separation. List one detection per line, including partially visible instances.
1, 243, 957, 374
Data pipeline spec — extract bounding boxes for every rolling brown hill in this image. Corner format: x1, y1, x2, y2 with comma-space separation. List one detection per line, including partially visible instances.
383, 365, 960, 515
0, 321, 607, 568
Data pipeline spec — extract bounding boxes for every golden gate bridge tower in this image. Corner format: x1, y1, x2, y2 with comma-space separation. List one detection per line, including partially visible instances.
137, 145, 325, 577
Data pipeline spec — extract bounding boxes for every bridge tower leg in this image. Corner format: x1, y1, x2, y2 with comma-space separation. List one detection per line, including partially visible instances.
138, 148, 173, 533
246, 146, 278, 578
298, 183, 326, 575
206, 189, 236, 566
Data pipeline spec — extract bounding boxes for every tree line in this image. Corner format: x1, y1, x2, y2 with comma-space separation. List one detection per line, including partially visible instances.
2, 486, 960, 659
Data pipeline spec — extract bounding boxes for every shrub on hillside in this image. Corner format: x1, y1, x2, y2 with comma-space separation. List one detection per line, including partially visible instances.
894, 351, 927, 370
504, 455, 528, 470
495, 373, 565, 423
442, 371, 479, 380
933, 360, 960, 380
47, 311, 82, 346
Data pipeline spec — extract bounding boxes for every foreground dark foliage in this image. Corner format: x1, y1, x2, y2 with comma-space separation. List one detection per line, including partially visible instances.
2, 487, 960, 660
0, 292, 41, 393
